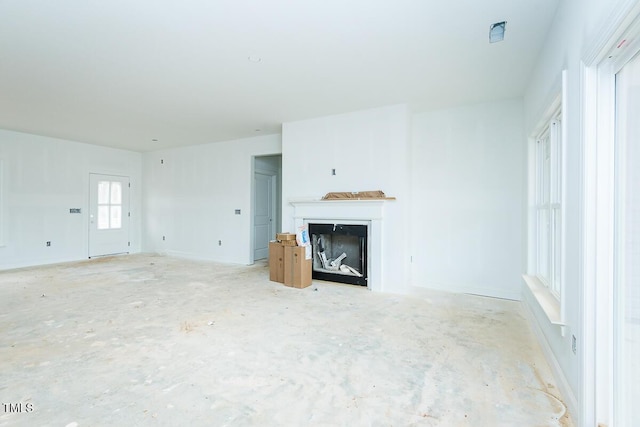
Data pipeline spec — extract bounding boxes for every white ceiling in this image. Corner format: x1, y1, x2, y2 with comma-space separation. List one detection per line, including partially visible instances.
0, 0, 559, 152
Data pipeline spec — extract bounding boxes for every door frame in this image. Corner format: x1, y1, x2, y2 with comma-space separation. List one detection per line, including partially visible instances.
250, 155, 282, 264
581, 4, 640, 425
88, 172, 131, 258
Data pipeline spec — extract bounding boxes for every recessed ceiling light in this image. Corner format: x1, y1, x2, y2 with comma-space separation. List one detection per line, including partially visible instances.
151, 139, 159, 142
248, 55, 262, 63
489, 21, 506, 43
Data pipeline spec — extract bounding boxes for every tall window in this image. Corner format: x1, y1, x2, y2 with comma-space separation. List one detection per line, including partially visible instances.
535, 110, 562, 298
0, 159, 3, 246
97, 180, 122, 230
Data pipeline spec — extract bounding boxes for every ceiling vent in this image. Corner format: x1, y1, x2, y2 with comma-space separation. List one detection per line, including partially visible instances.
489, 21, 506, 43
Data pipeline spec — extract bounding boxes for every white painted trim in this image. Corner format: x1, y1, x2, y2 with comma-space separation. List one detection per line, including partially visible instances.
88, 173, 131, 258
523, 274, 565, 328
249, 157, 257, 264
526, 136, 536, 273
164, 249, 248, 266
410, 282, 520, 301
290, 199, 389, 292
251, 154, 283, 264
560, 70, 568, 327
580, 9, 640, 426
582, 0, 640, 66
524, 76, 567, 334
531, 93, 562, 140
580, 60, 599, 427
611, 41, 640, 427
521, 299, 578, 423
252, 170, 277, 262
583, 56, 617, 427
290, 199, 388, 221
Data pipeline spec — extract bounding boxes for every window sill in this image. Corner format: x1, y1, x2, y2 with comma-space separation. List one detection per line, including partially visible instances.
522, 274, 565, 328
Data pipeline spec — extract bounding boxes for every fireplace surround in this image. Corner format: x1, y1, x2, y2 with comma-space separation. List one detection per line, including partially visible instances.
290, 199, 387, 291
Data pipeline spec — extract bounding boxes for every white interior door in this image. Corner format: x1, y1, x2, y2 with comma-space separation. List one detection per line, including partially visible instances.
89, 174, 130, 258
254, 172, 274, 260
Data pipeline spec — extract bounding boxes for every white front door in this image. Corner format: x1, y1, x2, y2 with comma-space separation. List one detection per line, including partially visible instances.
254, 172, 274, 260
89, 174, 130, 258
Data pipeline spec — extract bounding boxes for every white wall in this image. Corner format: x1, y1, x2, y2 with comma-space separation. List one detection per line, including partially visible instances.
522, 0, 639, 422
281, 102, 525, 298
281, 105, 411, 293
410, 99, 525, 300
0, 129, 142, 269
142, 134, 281, 265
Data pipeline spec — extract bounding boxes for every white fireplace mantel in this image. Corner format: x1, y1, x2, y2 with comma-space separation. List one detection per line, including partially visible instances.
290, 199, 387, 221
290, 199, 392, 292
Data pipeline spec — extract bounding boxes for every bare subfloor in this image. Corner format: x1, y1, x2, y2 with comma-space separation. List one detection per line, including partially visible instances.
0, 254, 572, 426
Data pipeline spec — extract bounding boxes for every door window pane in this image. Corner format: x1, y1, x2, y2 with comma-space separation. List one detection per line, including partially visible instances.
110, 182, 122, 205
97, 206, 110, 229
110, 206, 122, 229
98, 181, 110, 204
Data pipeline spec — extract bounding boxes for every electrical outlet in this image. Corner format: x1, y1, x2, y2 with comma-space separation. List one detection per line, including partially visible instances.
235, 209, 241, 215
162, 236, 165, 241
572, 335, 577, 354
331, 168, 336, 176
46, 241, 51, 247
218, 240, 222, 246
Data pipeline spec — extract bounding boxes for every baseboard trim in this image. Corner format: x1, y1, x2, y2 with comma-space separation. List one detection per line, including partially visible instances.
163, 250, 248, 265
521, 298, 579, 424
405, 282, 521, 301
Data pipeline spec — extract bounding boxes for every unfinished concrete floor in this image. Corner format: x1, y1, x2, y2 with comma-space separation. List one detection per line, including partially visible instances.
1, 254, 572, 426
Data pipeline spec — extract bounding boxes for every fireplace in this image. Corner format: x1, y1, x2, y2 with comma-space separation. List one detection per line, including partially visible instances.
290, 199, 386, 292
308, 223, 367, 286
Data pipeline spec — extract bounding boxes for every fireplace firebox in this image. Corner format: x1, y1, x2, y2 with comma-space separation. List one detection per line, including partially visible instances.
308, 223, 367, 286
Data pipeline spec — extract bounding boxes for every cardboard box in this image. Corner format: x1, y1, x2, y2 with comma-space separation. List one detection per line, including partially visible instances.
283, 245, 312, 288
276, 232, 296, 241
280, 239, 297, 247
269, 241, 284, 283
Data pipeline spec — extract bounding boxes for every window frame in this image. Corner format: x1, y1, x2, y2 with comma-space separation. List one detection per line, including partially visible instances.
535, 110, 563, 298
611, 45, 640, 427
523, 71, 567, 329
0, 159, 4, 247
582, 17, 640, 425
